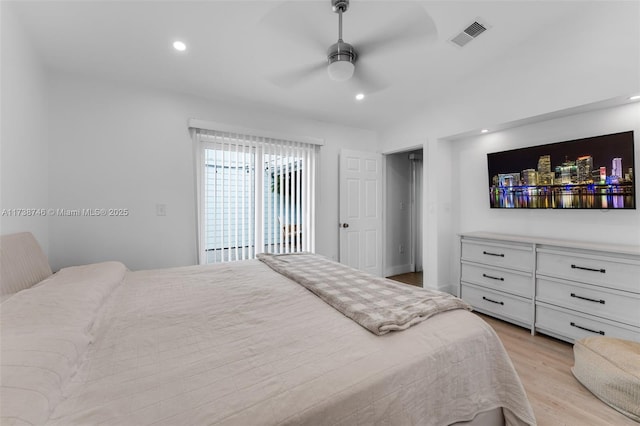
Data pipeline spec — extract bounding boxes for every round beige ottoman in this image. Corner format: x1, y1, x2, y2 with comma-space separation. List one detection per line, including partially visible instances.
572, 336, 640, 422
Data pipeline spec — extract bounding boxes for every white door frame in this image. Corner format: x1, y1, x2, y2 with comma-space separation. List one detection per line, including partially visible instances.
381, 144, 424, 280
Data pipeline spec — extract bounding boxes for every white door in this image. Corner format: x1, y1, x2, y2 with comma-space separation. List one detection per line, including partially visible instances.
339, 149, 383, 276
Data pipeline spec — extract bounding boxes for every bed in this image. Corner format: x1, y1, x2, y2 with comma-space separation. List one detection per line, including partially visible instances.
1, 232, 536, 426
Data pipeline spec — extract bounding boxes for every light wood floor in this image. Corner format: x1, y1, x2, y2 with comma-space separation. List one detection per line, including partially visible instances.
387, 271, 423, 287
478, 313, 637, 426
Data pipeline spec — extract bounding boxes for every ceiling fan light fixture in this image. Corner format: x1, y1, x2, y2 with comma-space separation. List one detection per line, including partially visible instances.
328, 60, 355, 81
327, 40, 357, 81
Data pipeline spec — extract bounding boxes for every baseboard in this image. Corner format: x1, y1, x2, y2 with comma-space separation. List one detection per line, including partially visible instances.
424, 282, 458, 296
446, 283, 460, 297
384, 263, 413, 277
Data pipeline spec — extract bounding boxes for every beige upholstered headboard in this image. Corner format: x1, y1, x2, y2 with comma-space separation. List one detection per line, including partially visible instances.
0, 232, 52, 296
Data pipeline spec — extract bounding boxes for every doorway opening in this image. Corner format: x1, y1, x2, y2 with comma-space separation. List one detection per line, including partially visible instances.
385, 149, 423, 286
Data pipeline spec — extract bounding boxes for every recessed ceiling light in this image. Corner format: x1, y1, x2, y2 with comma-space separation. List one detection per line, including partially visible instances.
629, 95, 640, 101
355, 93, 365, 101
481, 129, 489, 133
173, 41, 187, 52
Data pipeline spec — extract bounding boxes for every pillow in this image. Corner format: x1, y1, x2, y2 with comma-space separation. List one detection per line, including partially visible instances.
0, 261, 126, 425
0, 232, 52, 296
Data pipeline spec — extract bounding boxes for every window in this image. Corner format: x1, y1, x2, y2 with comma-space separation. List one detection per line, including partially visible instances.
193, 128, 318, 264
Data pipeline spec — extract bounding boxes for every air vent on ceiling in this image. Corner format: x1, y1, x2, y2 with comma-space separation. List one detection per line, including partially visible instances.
450, 19, 489, 47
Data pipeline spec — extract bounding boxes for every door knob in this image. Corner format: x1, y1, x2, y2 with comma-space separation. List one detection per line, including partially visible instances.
341, 223, 349, 228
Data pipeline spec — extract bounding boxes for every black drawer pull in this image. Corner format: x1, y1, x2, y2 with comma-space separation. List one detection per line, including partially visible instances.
483, 251, 505, 258
570, 322, 605, 335
482, 296, 504, 305
570, 293, 605, 304
571, 264, 606, 274
482, 273, 504, 281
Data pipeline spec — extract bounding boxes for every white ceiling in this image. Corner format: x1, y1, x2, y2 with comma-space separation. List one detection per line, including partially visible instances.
7, 1, 628, 131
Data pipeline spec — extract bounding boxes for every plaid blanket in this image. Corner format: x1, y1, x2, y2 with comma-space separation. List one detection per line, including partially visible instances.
257, 252, 471, 335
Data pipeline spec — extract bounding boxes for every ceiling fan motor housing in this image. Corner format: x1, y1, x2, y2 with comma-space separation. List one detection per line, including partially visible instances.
327, 40, 357, 65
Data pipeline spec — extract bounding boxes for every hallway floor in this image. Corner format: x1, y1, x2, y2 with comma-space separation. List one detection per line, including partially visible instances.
386, 271, 423, 287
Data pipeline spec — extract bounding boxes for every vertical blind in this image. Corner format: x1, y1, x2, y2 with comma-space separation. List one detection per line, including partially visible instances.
194, 128, 318, 264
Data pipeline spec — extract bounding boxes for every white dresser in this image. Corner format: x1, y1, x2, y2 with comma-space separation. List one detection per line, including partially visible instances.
459, 232, 640, 343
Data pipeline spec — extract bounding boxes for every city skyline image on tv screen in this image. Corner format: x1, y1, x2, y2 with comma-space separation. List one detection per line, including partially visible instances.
487, 131, 635, 209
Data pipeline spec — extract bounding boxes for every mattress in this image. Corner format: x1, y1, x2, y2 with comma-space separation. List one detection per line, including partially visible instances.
2, 258, 536, 425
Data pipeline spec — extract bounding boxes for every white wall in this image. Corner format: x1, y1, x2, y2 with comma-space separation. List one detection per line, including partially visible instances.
0, 5, 50, 252
379, 1, 640, 292
451, 101, 640, 250
46, 73, 377, 271
444, 102, 640, 294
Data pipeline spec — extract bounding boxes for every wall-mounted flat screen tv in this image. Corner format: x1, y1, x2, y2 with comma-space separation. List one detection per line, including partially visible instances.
487, 131, 635, 209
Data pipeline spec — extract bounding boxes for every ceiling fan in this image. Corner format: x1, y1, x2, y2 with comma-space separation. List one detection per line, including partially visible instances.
326, 0, 359, 82
267, 0, 437, 93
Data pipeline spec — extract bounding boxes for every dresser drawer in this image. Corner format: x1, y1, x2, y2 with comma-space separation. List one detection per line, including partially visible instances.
461, 262, 531, 298
536, 277, 640, 327
461, 284, 532, 327
461, 240, 533, 272
536, 304, 640, 343
537, 248, 640, 294
536, 278, 640, 327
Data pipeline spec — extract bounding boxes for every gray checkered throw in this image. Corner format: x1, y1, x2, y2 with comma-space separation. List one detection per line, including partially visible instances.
257, 252, 471, 335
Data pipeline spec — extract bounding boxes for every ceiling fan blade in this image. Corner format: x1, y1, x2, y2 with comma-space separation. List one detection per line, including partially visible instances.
268, 62, 327, 89
260, 2, 330, 54
349, 63, 389, 95
355, 4, 438, 58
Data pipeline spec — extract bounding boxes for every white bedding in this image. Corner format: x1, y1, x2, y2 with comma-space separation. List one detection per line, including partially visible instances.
1, 260, 537, 426
1, 261, 126, 425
